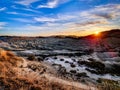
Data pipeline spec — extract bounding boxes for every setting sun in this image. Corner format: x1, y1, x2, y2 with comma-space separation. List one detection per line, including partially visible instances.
94, 31, 100, 35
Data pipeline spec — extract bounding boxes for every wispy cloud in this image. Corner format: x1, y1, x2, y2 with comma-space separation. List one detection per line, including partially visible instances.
7, 11, 34, 16
37, 0, 70, 8
11, 5, 40, 13
75, 20, 108, 27
12, 18, 35, 23
0, 7, 6, 11
34, 14, 76, 22
11, 22, 69, 36
0, 22, 6, 29
90, 4, 120, 19
15, 0, 39, 6
38, 0, 58, 8
21, 8, 40, 13
34, 17, 57, 22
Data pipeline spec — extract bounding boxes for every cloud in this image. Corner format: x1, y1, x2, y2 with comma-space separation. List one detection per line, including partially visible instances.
34, 3, 120, 33
34, 17, 57, 22
75, 4, 120, 22
0, 7, 6, 11
0, 22, 6, 29
94, 13, 116, 19
75, 20, 108, 27
15, 0, 39, 6
90, 4, 120, 19
35, 4, 120, 24
7, 12, 34, 16
37, 0, 70, 8
14, 23, 71, 36
11, 5, 40, 13
21, 8, 40, 13
34, 14, 76, 22
38, 0, 58, 8
31, 4, 120, 34
12, 18, 35, 23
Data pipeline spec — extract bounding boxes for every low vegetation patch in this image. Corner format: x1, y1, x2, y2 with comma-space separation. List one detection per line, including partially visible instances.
77, 60, 105, 70
105, 64, 120, 76
70, 70, 77, 74
70, 64, 76, 68
97, 78, 120, 90
75, 72, 88, 77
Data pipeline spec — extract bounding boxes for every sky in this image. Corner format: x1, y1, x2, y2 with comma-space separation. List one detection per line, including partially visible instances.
0, 0, 120, 36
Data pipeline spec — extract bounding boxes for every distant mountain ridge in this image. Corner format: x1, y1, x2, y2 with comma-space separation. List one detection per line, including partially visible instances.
0, 29, 120, 40
0, 29, 120, 51
100, 29, 120, 38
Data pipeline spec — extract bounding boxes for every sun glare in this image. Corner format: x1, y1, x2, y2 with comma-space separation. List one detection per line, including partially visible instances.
94, 31, 100, 35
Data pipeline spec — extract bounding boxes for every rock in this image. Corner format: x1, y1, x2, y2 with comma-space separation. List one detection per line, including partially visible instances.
53, 56, 57, 59
65, 61, 69, 63
70, 70, 76, 74
60, 58, 64, 61
70, 64, 76, 68
72, 59, 76, 62
88, 58, 95, 62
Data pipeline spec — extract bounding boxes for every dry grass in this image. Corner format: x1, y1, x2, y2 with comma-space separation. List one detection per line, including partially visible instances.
97, 78, 120, 90
0, 76, 82, 90
0, 48, 23, 66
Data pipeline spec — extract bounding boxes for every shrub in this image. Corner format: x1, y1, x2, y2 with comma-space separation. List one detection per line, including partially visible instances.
75, 72, 88, 77
37, 57, 44, 62
84, 48, 94, 55
58, 67, 67, 75
72, 59, 76, 62
70, 70, 76, 74
105, 64, 120, 76
88, 58, 95, 62
77, 60, 105, 70
60, 58, 64, 61
70, 64, 76, 68
65, 61, 69, 63
97, 78, 120, 90
53, 56, 57, 59
27, 55, 36, 61
118, 50, 120, 57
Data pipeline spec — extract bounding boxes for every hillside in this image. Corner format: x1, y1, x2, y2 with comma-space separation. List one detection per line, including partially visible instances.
0, 48, 98, 90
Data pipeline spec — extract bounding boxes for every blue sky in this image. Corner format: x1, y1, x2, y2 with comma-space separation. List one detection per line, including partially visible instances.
0, 0, 120, 36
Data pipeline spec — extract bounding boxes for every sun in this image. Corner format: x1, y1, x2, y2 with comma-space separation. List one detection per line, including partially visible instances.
94, 31, 100, 35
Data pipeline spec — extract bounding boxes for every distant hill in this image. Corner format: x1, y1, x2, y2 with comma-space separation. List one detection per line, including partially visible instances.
0, 29, 120, 51
83, 29, 120, 39
100, 29, 120, 38
0, 29, 120, 40
83, 29, 120, 51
